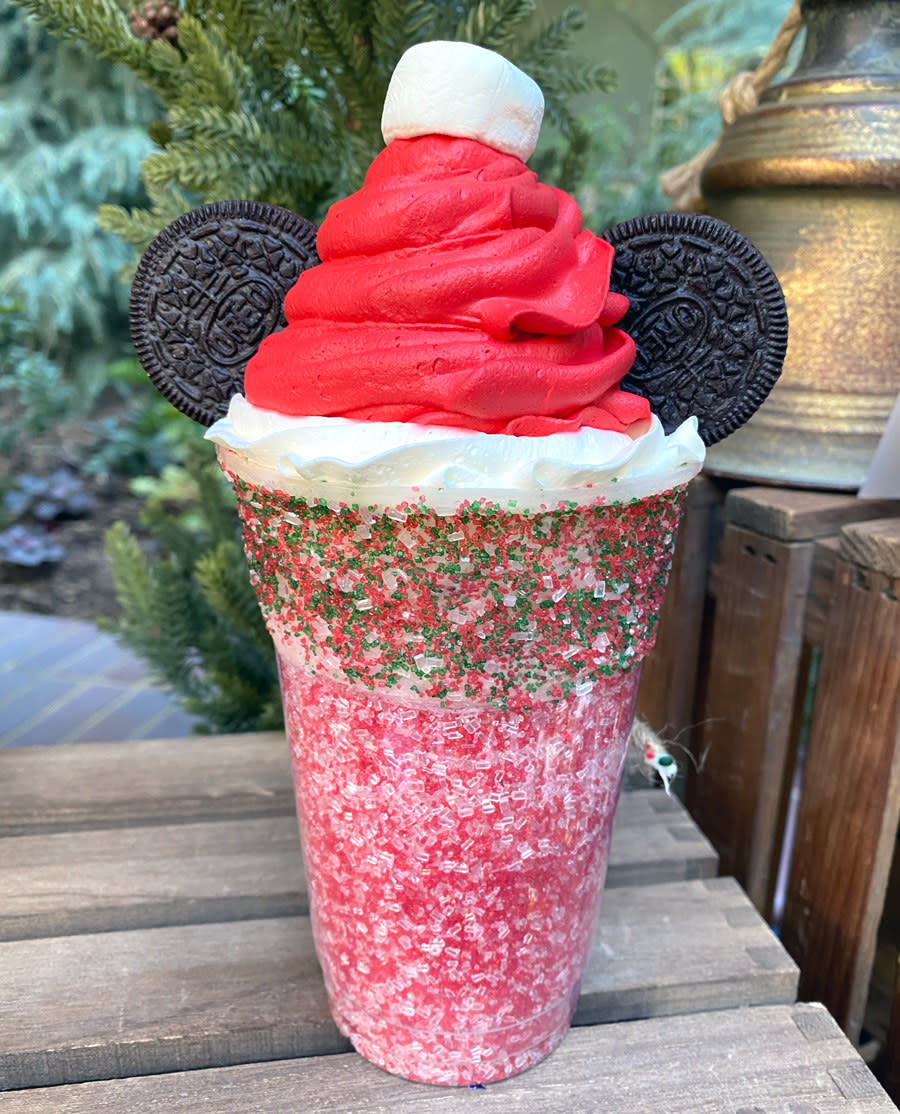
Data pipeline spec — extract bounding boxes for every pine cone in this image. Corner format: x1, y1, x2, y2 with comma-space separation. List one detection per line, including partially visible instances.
129, 0, 181, 47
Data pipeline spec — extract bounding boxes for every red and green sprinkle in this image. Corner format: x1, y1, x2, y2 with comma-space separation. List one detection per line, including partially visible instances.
229, 477, 685, 710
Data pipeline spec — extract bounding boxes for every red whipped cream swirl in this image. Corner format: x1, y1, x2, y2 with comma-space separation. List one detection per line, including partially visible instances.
244, 135, 650, 436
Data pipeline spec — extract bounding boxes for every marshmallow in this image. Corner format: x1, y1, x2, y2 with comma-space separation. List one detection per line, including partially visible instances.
381, 40, 544, 162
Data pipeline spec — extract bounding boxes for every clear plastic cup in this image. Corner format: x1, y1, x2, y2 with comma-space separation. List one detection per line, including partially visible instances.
217, 444, 686, 1085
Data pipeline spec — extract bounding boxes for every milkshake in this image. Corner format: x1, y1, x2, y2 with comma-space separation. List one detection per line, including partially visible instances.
131, 38, 786, 1088
206, 41, 703, 1085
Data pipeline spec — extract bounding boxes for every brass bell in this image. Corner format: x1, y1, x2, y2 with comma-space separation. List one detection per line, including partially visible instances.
700, 0, 900, 489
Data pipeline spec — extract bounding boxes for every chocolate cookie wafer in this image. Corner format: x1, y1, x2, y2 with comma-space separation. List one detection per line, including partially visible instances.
603, 212, 788, 446
130, 200, 319, 426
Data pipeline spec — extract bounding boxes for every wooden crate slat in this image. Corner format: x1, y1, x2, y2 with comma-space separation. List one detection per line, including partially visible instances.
0, 877, 795, 1091
0, 734, 293, 836
840, 516, 900, 578
601, 787, 718, 888
780, 541, 900, 1044
574, 876, 796, 1024
0, 817, 308, 940
0, 1004, 890, 1113
0, 915, 346, 1091
690, 522, 816, 913
724, 488, 900, 543
805, 536, 843, 648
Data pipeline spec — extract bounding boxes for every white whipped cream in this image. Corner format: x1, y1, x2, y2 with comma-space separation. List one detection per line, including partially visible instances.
381, 41, 544, 162
206, 396, 705, 512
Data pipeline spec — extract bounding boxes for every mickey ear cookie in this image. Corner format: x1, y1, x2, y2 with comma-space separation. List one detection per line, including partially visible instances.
130, 200, 319, 426
602, 211, 788, 446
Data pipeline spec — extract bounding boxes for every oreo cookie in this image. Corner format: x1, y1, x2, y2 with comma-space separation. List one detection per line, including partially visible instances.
130, 200, 319, 426
602, 212, 788, 446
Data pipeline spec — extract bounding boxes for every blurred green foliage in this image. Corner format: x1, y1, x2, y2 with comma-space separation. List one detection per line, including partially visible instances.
0, 0, 158, 414
577, 0, 802, 229
82, 358, 198, 481
103, 441, 283, 734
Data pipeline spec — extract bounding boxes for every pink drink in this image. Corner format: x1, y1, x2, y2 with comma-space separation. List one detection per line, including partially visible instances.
220, 445, 684, 1085
281, 665, 639, 1083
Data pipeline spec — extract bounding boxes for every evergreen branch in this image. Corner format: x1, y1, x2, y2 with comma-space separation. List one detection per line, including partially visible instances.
13, 0, 132, 50
11, 0, 187, 101
297, 0, 370, 89
197, 0, 290, 59
294, 0, 382, 136
519, 4, 584, 55
142, 101, 340, 205
151, 560, 210, 684
453, 0, 535, 54
105, 520, 154, 623
104, 522, 206, 700
515, 6, 615, 95
554, 116, 591, 194
369, 0, 438, 73
174, 15, 246, 113
183, 669, 281, 732
216, 3, 310, 106
139, 503, 205, 570
548, 60, 617, 97
167, 102, 266, 148
140, 137, 269, 198
194, 539, 272, 654
97, 181, 192, 254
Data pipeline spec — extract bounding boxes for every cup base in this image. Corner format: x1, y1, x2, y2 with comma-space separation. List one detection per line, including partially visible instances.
331, 983, 579, 1086
281, 663, 640, 1086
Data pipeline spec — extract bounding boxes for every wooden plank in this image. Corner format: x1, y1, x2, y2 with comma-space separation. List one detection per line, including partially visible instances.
780, 553, 900, 1044
690, 522, 816, 915
601, 788, 718, 888
637, 474, 723, 745
725, 487, 900, 542
0, 793, 717, 942
0, 877, 795, 1090
0, 733, 294, 836
574, 876, 796, 1024
0, 1004, 890, 1113
0, 744, 717, 935
841, 517, 900, 578
805, 535, 842, 648
0, 817, 308, 940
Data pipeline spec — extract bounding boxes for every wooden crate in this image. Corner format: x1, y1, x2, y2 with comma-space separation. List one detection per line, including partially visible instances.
639, 483, 900, 1075
779, 518, 900, 1045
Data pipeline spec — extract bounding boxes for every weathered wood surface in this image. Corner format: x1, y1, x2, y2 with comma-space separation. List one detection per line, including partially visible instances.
690, 522, 815, 915
725, 487, 900, 543
637, 473, 723, 745
780, 548, 900, 1044
0, 877, 795, 1091
841, 516, 900, 578
686, 492, 900, 921
805, 535, 843, 648
0, 733, 293, 836
0, 816, 309, 940
573, 876, 796, 1024
600, 785, 718, 888
0, 1004, 891, 1114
